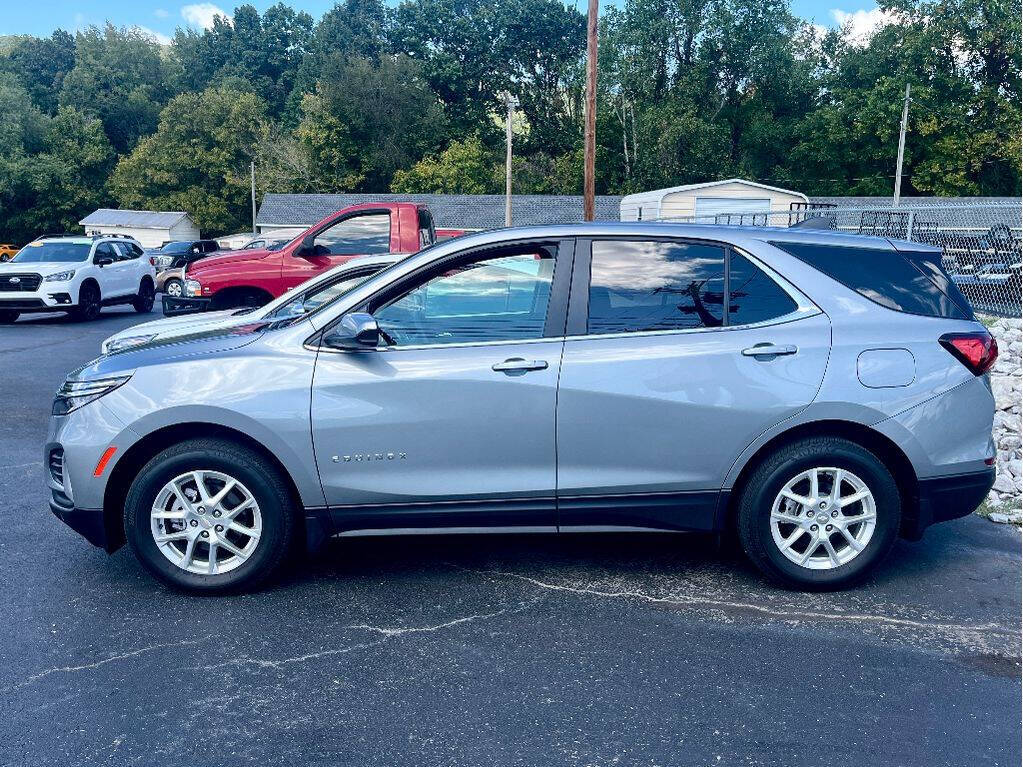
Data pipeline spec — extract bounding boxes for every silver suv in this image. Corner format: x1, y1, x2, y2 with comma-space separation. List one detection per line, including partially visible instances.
45, 224, 997, 592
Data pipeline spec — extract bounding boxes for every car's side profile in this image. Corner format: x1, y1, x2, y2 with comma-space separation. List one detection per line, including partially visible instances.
0, 235, 156, 323
45, 223, 996, 592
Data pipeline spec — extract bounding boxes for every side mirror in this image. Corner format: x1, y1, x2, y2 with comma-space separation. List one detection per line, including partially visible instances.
297, 235, 317, 257
322, 313, 380, 351
94, 255, 113, 267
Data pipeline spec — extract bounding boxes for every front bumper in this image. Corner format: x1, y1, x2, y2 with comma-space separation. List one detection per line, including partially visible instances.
0, 290, 75, 312
49, 495, 113, 550
903, 468, 996, 539
162, 295, 211, 316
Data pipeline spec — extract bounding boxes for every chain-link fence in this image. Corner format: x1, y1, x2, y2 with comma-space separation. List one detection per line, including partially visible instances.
657, 202, 1022, 318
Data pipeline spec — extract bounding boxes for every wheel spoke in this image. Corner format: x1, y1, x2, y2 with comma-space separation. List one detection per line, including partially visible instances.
228, 521, 257, 537
780, 527, 806, 551
152, 510, 186, 520
798, 536, 820, 565
218, 538, 246, 558
841, 510, 877, 525
839, 489, 870, 508
191, 471, 211, 504
208, 544, 219, 574
808, 469, 819, 499
821, 536, 841, 566
839, 526, 865, 552
181, 537, 196, 567
154, 531, 189, 543
780, 489, 812, 508
829, 469, 844, 502
208, 479, 237, 509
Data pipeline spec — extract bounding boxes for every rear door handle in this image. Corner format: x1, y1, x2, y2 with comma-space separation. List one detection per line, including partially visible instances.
742, 343, 798, 358
492, 358, 549, 373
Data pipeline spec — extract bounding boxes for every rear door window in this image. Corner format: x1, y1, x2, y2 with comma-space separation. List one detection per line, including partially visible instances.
770, 241, 970, 319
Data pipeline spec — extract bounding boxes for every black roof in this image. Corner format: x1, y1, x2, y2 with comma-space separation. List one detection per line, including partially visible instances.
255, 193, 624, 230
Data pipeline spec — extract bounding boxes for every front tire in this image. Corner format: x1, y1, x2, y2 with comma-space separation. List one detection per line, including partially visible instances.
71, 281, 101, 321
163, 278, 183, 298
124, 439, 296, 593
737, 437, 901, 590
133, 278, 155, 313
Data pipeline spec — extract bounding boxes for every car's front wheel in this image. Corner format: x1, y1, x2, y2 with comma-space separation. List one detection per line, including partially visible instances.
133, 278, 155, 313
737, 437, 901, 590
163, 278, 183, 298
71, 282, 101, 321
124, 439, 296, 592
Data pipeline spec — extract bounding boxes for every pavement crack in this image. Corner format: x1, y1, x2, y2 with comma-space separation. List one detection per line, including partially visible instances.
472, 567, 1018, 637
4, 635, 214, 693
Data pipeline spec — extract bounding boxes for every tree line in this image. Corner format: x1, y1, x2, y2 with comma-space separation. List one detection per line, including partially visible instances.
0, 0, 1019, 241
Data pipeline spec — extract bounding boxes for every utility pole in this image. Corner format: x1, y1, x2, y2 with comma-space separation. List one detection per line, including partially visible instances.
503, 92, 518, 227
894, 84, 910, 206
583, 0, 598, 221
250, 161, 257, 235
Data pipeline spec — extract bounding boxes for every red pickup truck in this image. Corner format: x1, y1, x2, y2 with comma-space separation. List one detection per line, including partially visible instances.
166, 202, 436, 314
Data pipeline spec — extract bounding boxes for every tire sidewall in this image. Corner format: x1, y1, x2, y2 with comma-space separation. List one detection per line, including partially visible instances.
124, 444, 290, 592
164, 279, 183, 298
75, 282, 100, 321
134, 279, 155, 312
742, 440, 900, 589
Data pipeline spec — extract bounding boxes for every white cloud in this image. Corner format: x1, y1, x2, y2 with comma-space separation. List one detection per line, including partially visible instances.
134, 25, 172, 45
154, 8, 170, 18
830, 8, 899, 46
181, 3, 229, 30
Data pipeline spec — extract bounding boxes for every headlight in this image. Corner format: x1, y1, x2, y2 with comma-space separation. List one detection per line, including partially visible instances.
52, 375, 132, 415
154, 256, 174, 268
185, 279, 202, 297
102, 334, 156, 354
44, 270, 76, 282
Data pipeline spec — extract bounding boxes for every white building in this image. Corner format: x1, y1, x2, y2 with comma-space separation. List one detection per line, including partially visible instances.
620, 179, 808, 222
79, 209, 200, 249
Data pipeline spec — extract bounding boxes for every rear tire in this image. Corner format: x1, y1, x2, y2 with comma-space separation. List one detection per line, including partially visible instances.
71, 281, 101, 321
736, 437, 901, 591
133, 278, 155, 313
123, 439, 296, 593
0, 310, 18, 324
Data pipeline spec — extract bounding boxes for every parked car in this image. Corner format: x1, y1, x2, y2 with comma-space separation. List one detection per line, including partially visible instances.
101, 253, 404, 354
150, 240, 222, 297
167, 202, 435, 314
0, 243, 19, 262
46, 224, 995, 593
0, 235, 155, 323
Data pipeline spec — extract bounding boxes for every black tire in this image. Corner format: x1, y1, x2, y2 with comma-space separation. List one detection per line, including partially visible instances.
133, 278, 155, 313
124, 438, 296, 593
164, 278, 183, 298
0, 310, 19, 324
736, 437, 901, 591
71, 281, 101, 321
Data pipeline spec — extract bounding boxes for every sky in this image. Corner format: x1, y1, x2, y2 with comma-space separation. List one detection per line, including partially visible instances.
0, 0, 885, 45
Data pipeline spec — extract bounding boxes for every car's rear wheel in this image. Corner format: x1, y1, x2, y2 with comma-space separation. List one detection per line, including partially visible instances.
736, 437, 901, 590
71, 282, 101, 321
124, 439, 296, 593
0, 310, 18, 324
133, 278, 155, 313
163, 278, 183, 298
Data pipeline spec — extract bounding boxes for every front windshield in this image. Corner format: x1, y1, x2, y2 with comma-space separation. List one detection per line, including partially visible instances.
13, 241, 91, 263
160, 242, 193, 254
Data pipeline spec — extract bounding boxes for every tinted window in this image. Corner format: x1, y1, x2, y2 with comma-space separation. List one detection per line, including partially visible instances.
94, 243, 116, 262
374, 250, 554, 346
588, 240, 725, 334
314, 213, 391, 255
771, 241, 969, 319
160, 242, 193, 254
727, 251, 797, 325
13, 241, 91, 263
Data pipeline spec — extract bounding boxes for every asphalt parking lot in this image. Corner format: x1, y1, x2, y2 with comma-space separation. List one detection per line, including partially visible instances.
1, 301, 1020, 767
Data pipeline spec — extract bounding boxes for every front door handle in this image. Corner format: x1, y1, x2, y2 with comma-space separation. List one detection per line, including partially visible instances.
742, 343, 798, 358
492, 357, 549, 373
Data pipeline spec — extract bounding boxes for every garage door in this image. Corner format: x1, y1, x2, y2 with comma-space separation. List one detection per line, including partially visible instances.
694, 196, 771, 223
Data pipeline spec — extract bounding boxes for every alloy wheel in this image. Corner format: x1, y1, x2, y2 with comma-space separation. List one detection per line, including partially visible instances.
150, 470, 263, 575
769, 466, 877, 570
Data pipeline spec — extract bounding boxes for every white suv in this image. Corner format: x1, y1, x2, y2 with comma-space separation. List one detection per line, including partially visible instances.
0, 235, 156, 323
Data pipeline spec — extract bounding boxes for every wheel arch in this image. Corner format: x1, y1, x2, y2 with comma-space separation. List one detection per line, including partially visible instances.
102, 422, 306, 552
723, 419, 920, 538
78, 276, 101, 300
211, 286, 274, 310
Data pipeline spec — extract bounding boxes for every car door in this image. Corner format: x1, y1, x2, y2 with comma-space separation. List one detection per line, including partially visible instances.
555, 237, 831, 531
310, 239, 573, 530
285, 211, 394, 291
93, 243, 129, 297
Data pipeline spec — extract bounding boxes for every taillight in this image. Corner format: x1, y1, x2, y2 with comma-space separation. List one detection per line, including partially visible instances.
939, 331, 999, 376
149, 256, 157, 266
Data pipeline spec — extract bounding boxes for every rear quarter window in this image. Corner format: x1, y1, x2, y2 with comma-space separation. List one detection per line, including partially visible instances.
769, 241, 971, 320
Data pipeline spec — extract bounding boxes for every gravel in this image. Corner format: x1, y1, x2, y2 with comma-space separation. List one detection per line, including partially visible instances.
982, 315, 1022, 522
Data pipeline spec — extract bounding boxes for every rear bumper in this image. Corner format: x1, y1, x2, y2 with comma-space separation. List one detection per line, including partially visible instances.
162, 295, 211, 316
904, 468, 995, 539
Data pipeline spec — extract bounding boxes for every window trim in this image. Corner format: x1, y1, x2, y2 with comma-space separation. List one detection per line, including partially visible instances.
566, 236, 818, 340
309, 237, 575, 353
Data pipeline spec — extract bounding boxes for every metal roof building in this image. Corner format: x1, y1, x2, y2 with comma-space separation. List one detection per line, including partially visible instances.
254, 193, 624, 234
79, 209, 200, 248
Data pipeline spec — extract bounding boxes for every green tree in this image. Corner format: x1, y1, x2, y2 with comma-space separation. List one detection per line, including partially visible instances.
297, 55, 447, 191
2, 30, 76, 114
109, 86, 267, 234
391, 136, 500, 193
